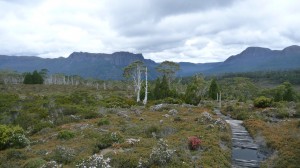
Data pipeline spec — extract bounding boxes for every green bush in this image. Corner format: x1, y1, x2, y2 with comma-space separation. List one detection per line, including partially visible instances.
0, 125, 30, 150
94, 132, 124, 152
163, 97, 183, 104
14, 112, 39, 130
6, 148, 27, 160
110, 153, 139, 168
276, 108, 289, 119
57, 130, 75, 140
52, 146, 75, 164
32, 122, 53, 134
23, 158, 47, 168
97, 118, 110, 126
254, 96, 273, 108
59, 105, 99, 119
236, 111, 250, 120
61, 105, 82, 115
295, 103, 300, 118
69, 91, 97, 105
76, 154, 111, 168
101, 96, 136, 108
82, 111, 99, 119
0, 93, 19, 113
145, 125, 161, 138
173, 116, 182, 122
149, 139, 175, 166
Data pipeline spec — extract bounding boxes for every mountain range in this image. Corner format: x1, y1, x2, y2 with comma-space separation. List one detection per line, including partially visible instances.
0, 45, 300, 80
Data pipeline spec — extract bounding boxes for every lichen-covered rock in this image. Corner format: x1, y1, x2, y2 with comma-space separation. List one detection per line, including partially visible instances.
117, 111, 130, 119
214, 118, 226, 130
162, 114, 170, 118
150, 104, 165, 111
198, 112, 213, 124
168, 109, 178, 116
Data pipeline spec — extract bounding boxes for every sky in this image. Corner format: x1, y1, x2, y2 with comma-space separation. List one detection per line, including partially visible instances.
0, 0, 300, 63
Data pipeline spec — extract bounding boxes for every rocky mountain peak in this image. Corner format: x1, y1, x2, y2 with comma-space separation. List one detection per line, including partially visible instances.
241, 47, 271, 55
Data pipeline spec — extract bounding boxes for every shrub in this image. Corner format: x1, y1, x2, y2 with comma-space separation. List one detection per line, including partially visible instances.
276, 108, 289, 119
10, 133, 30, 149
6, 148, 27, 160
254, 96, 272, 108
0, 93, 19, 113
41, 161, 61, 168
145, 125, 161, 138
94, 132, 124, 151
23, 158, 47, 168
57, 130, 75, 140
236, 110, 251, 120
76, 154, 111, 168
59, 105, 99, 119
32, 122, 53, 134
0, 125, 30, 150
157, 97, 183, 104
110, 132, 124, 143
101, 96, 136, 108
149, 138, 175, 166
173, 116, 182, 122
97, 118, 110, 126
295, 103, 300, 118
60, 105, 83, 115
52, 146, 75, 164
82, 110, 100, 119
188, 136, 201, 150
70, 91, 97, 105
109, 153, 139, 168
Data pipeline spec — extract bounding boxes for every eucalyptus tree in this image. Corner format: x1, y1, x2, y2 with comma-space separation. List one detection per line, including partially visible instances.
156, 61, 180, 86
208, 78, 220, 100
185, 75, 207, 105
0, 70, 24, 84
143, 67, 148, 105
123, 60, 147, 102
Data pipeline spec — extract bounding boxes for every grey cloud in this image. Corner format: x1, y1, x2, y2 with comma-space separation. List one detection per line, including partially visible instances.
105, 0, 237, 34
0, 0, 300, 63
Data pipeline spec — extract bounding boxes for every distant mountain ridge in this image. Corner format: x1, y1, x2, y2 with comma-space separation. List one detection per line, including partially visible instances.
0, 45, 299, 79
207, 45, 300, 74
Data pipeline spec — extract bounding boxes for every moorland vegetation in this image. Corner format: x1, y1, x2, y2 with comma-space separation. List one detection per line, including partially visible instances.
0, 64, 299, 167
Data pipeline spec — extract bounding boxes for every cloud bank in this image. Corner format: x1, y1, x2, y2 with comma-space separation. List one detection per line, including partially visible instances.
0, 0, 299, 63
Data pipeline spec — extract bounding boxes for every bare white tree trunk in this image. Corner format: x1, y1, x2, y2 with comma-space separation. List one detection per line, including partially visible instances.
143, 67, 148, 105
136, 66, 141, 102
63, 76, 66, 85
219, 92, 221, 108
103, 82, 106, 90
3, 77, 8, 84
71, 76, 74, 85
54, 75, 57, 85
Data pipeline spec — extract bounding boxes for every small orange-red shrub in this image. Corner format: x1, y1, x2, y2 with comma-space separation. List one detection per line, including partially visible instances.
188, 136, 201, 150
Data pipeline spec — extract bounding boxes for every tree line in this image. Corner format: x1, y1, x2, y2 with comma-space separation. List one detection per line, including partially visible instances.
123, 60, 220, 105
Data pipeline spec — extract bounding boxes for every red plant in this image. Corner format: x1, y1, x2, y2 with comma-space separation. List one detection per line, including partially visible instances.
188, 136, 201, 150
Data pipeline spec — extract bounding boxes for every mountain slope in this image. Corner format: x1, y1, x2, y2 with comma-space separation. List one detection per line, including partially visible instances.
206, 45, 300, 74
0, 45, 300, 79
0, 52, 158, 80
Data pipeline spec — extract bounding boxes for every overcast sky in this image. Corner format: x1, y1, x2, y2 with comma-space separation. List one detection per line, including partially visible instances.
0, 0, 299, 63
